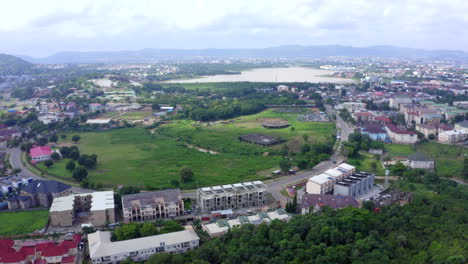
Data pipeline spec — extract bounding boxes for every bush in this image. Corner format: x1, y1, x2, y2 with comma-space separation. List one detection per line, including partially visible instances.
179, 167, 194, 183
44, 160, 53, 168
72, 166, 88, 181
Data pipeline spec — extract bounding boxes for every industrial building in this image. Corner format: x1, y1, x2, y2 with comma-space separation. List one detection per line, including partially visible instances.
49, 191, 116, 227
122, 189, 184, 223
88, 229, 200, 264
197, 181, 267, 213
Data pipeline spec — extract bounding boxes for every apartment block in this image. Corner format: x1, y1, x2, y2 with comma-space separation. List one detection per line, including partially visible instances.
197, 181, 267, 213
122, 189, 184, 223
49, 191, 115, 227
334, 171, 375, 198
88, 230, 200, 264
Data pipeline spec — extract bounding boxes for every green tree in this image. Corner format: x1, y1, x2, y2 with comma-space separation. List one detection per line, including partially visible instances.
114, 223, 139, 241
160, 220, 184, 233
179, 167, 194, 183
49, 134, 58, 143
140, 222, 158, 237
72, 135, 81, 143
302, 134, 309, 142
72, 166, 88, 182
428, 134, 436, 140
44, 160, 53, 168
50, 152, 60, 160
391, 161, 407, 176
279, 160, 292, 173
66, 160, 76, 171
370, 162, 377, 172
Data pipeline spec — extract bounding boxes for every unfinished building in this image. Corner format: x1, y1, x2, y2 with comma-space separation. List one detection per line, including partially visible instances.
197, 181, 267, 213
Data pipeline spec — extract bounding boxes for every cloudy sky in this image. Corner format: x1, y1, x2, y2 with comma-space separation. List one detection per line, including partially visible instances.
0, 0, 467, 57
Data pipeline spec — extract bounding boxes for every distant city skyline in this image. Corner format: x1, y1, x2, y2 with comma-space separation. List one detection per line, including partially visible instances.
1, 0, 467, 57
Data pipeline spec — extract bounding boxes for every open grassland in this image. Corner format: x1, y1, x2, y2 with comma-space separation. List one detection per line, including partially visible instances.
0, 210, 49, 236
385, 142, 468, 177
158, 110, 335, 155
347, 152, 386, 176
55, 128, 280, 189
46, 110, 334, 189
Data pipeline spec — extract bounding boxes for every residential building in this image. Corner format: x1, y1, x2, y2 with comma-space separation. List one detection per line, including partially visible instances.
49, 191, 115, 227
277, 85, 289, 92
389, 95, 412, 109
333, 171, 375, 198
12, 180, 72, 209
438, 130, 467, 143
197, 181, 267, 213
385, 124, 418, 144
203, 209, 291, 237
360, 124, 389, 141
353, 112, 375, 123
406, 152, 435, 170
341, 102, 366, 113
88, 230, 200, 264
29, 146, 53, 162
306, 163, 356, 195
454, 120, 468, 133
89, 103, 104, 111
416, 123, 438, 138
122, 189, 184, 223
300, 194, 359, 214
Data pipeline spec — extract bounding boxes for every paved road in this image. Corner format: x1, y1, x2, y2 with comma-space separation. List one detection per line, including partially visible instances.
7, 147, 38, 179
325, 104, 354, 142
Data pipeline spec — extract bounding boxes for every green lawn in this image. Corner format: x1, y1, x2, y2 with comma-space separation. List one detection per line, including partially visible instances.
347, 152, 386, 175
117, 111, 152, 120
46, 110, 334, 189
0, 210, 49, 236
385, 142, 468, 177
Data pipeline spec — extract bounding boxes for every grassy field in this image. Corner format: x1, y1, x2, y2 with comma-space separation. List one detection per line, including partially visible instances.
117, 111, 152, 120
347, 152, 386, 175
385, 142, 468, 177
158, 110, 335, 155
0, 210, 49, 236
43, 110, 334, 189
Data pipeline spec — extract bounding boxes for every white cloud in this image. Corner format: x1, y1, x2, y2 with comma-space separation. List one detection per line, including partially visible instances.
0, 0, 467, 56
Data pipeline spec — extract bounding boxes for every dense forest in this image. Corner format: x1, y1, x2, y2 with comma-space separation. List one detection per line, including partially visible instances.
139, 179, 467, 264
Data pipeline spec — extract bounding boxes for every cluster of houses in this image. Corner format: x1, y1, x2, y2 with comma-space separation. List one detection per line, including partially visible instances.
0, 125, 22, 149
0, 234, 82, 264
338, 96, 468, 145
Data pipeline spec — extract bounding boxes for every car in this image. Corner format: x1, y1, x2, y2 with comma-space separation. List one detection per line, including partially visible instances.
289, 169, 296, 174
332, 161, 337, 164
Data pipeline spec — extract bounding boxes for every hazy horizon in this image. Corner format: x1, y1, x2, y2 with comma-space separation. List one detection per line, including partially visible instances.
1, 0, 467, 57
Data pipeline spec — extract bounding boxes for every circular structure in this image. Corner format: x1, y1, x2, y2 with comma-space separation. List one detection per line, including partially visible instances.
261, 118, 290, 129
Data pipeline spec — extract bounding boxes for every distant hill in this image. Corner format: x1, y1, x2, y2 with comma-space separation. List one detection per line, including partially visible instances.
20, 45, 468, 64
0, 54, 34, 75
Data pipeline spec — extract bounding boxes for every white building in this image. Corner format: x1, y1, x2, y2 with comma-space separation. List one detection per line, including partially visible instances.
341, 102, 366, 113
438, 130, 467, 144
277, 85, 289, 92
306, 163, 356, 195
88, 229, 200, 264
406, 153, 435, 170
385, 124, 418, 144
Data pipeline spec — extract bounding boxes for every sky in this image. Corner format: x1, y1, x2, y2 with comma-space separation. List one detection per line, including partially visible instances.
0, 0, 467, 57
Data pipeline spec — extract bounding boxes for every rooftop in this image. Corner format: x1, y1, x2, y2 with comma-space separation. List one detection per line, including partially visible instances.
88, 230, 199, 259
22, 180, 71, 195
122, 189, 182, 208
50, 191, 115, 212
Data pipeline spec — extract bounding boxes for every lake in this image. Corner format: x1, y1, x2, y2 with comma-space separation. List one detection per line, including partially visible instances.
165, 67, 356, 83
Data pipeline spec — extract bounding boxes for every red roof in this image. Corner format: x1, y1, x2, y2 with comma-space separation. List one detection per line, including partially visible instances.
29, 146, 53, 158
374, 92, 385, 96
72, 234, 81, 243
386, 124, 416, 135
375, 116, 391, 123
19, 247, 35, 256
439, 124, 453, 131
59, 240, 78, 250
0, 239, 14, 248
62, 256, 75, 264
34, 259, 47, 264
0, 252, 25, 263
35, 242, 55, 252
41, 245, 67, 257
354, 112, 374, 117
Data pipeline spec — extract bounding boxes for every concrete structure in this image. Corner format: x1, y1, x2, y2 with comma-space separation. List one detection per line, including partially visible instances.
29, 146, 53, 162
12, 180, 72, 209
122, 189, 184, 223
454, 120, 468, 134
49, 191, 115, 227
385, 124, 418, 144
203, 209, 290, 237
300, 194, 359, 214
389, 96, 412, 109
88, 230, 199, 264
333, 172, 375, 198
360, 124, 389, 142
406, 152, 435, 170
306, 163, 356, 195
341, 102, 366, 113
438, 130, 467, 143
277, 85, 289, 92
197, 181, 267, 213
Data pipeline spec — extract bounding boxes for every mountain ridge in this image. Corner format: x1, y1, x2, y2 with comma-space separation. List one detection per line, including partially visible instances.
16, 45, 468, 64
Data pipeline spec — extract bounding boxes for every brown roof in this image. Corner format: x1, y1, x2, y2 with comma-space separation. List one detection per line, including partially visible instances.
301, 194, 359, 210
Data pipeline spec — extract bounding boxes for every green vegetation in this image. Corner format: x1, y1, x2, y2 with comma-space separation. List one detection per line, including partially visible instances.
143, 179, 467, 264
113, 220, 184, 241
347, 152, 385, 175
0, 210, 49, 236
39, 110, 333, 189
385, 142, 468, 177
0, 54, 34, 75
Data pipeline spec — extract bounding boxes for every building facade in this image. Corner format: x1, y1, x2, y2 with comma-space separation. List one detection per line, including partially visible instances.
122, 189, 184, 223
333, 172, 375, 198
88, 230, 200, 264
49, 191, 115, 227
385, 124, 418, 144
197, 181, 267, 213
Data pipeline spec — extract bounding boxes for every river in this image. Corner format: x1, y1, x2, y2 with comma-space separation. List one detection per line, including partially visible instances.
164, 67, 356, 83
